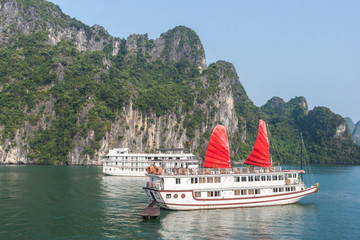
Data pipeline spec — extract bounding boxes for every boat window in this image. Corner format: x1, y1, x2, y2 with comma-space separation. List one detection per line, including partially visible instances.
279, 188, 284, 192
241, 176, 247, 182
279, 175, 284, 180
166, 194, 171, 198
214, 177, 221, 183
176, 178, 181, 184
273, 188, 278, 193
234, 177, 240, 182
267, 176, 271, 181
207, 177, 213, 183
207, 191, 221, 197
261, 176, 266, 181
248, 189, 254, 195
241, 190, 247, 195
191, 178, 198, 184
194, 192, 201, 198
234, 190, 240, 195
199, 177, 206, 183
255, 189, 260, 195
255, 176, 260, 181
273, 175, 278, 181
249, 176, 254, 182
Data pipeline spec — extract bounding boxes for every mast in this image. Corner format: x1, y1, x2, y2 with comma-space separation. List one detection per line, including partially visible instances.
268, 122, 272, 167
300, 133, 304, 180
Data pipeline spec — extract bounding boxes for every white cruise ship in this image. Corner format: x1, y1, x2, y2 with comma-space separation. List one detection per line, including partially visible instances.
102, 148, 199, 176
143, 120, 319, 210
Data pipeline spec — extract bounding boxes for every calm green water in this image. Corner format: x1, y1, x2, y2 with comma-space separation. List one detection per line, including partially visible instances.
0, 165, 359, 239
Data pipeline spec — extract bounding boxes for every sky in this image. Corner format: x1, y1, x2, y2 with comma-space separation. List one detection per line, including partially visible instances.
48, 0, 360, 122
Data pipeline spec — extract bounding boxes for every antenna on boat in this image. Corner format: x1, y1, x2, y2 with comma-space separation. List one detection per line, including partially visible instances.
300, 133, 304, 180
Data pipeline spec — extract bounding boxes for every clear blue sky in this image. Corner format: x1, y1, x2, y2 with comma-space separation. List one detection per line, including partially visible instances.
48, 0, 360, 122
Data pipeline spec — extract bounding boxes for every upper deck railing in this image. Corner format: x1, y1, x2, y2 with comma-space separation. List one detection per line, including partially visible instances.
158, 166, 283, 176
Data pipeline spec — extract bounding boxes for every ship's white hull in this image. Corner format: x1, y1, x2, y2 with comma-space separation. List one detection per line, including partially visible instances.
144, 186, 317, 210
103, 168, 146, 177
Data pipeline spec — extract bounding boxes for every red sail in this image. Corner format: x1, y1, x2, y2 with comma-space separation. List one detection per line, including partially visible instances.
244, 120, 271, 167
203, 125, 231, 168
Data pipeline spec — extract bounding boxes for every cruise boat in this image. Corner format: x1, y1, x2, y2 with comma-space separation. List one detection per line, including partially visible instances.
143, 120, 319, 210
102, 148, 199, 176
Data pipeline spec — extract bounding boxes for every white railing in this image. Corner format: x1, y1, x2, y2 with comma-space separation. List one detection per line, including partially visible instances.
160, 166, 282, 176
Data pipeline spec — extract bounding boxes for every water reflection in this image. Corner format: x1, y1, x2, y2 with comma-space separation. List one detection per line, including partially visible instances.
158, 203, 317, 239
99, 176, 152, 239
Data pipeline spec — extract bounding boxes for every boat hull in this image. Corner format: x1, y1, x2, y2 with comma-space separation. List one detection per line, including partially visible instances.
144, 186, 317, 210
103, 169, 146, 177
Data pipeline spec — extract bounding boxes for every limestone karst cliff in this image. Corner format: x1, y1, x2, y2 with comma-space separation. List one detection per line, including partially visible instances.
0, 0, 359, 165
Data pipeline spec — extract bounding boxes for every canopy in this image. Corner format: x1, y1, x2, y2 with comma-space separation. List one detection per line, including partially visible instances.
203, 125, 231, 168
244, 120, 271, 167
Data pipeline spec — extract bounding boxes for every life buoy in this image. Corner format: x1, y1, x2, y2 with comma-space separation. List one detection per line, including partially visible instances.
147, 165, 154, 174
154, 166, 162, 175
178, 168, 183, 174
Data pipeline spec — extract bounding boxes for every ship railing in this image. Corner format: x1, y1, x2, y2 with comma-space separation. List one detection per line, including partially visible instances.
163, 166, 282, 176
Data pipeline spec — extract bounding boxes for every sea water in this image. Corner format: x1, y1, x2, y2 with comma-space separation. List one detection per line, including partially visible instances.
0, 165, 359, 239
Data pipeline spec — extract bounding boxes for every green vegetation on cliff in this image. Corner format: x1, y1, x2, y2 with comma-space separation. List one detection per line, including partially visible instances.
0, 0, 359, 165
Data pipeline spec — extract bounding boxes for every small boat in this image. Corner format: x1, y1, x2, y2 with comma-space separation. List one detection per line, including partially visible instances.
102, 148, 199, 176
143, 120, 319, 210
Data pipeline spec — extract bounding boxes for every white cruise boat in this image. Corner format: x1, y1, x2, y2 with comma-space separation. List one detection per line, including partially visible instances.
143, 120, 319, 210
102, 148, 199, 176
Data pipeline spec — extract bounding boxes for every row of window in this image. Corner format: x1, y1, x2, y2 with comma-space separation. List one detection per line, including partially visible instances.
177, 174, 289, 185
195, 187, 297, 198
234, 175, 285, 182
104, 168, 144, 172
273, 187, 296, 192
110, 156, 184, 160
207, 191, 221, 197
190, 177, 221, 184
190, 186, 299, 199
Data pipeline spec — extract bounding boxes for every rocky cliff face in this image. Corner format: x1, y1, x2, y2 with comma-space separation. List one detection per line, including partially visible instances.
0, 0, 359, 165
67, 61, 239, 165
125, 26, 207, 72
345, 117, 355, 133
353, 121, 360, 146
0, 0, 233, 165
345, 117, 360, 146
0, 0, 120, 54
